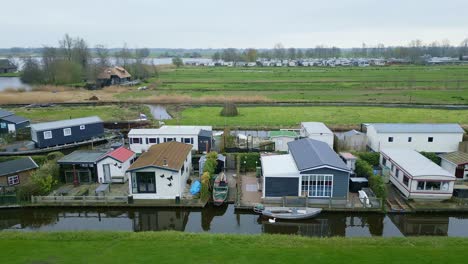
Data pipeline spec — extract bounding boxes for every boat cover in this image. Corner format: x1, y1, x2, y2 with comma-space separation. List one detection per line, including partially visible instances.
190, 180, 201, 195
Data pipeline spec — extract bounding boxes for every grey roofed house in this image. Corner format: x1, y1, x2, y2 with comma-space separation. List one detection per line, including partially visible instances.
30, 116, 103, 132
0, 157, 39, 177
0, 108, 30, 134
0, 109, 12, 118
1, 115, 29, 125
0, 59, 17, 73
288, 138, 349, 172
57, 150, 108, 164
367, 123, 465, 133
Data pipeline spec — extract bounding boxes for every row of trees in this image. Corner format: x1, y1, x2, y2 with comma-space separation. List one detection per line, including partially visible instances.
211, 39, 468, 62
21, 34, 155, 85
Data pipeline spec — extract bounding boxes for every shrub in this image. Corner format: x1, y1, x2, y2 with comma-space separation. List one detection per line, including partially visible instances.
200, 172, 211, 201
420, 152, 441, 165
237, 153, 260, 172
354, 152, 380, 167
355, 159, 373, 178
369, 174, 387, 200
16, 182, 42, 202
46, 151, 64, 161
220, 103, 239, 117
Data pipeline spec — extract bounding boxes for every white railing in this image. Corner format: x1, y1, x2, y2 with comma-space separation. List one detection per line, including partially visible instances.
32, 195, 128, 205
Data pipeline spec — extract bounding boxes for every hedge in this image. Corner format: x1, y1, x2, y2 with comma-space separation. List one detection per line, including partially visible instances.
355, 159, 373, 178
354, 152, 380, 167
236, 153, 260, 172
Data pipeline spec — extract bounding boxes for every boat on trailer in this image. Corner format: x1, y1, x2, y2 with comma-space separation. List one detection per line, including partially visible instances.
253, 204, 322, 220
212, 173, 229, 206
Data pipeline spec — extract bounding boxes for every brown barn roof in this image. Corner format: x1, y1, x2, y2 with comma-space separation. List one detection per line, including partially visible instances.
97, 66, 131, 79
128, 141, 192, 171
439, 151, 468, 165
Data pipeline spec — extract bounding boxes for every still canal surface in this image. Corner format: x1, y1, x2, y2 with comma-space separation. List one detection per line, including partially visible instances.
0, 77, 31, 91
2, 205, 468, 237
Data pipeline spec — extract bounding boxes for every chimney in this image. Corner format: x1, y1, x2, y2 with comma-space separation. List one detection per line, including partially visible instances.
163, 158, 168, 166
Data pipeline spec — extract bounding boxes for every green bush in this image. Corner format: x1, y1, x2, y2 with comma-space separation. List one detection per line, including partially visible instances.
369, 174, 387, 200
46, 151, 64, 161
355, 159, 373, 178
16, 182, 42, 202
354, 152, 380, 167
237, 153, 260, 172
200, 172, 211, 201
420, 152, 441, 165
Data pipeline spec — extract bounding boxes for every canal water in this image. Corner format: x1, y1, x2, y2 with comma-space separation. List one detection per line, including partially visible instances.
147, 104, 172, 120
2, 205, 468, 237
0, 77, 31, 91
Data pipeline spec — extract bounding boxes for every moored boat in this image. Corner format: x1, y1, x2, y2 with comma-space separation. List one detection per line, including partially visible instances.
253, 204, 322, 220
212, 172, 229, 206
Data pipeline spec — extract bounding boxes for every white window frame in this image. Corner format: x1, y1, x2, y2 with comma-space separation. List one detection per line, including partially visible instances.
63, 128, 72, 137
7, 175, 20, 186
80, 125, 86, 130
301, 174, 334, 198
43, 131, 52, 139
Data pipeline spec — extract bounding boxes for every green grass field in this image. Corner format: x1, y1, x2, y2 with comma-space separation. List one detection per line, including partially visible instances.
0, 231, 467, 264
10, 105, 151, 122
144, 65, 468, 104
167, 106, 468, 128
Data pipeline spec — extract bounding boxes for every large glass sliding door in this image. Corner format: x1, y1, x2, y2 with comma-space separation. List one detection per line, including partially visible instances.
301, 175, 333, 198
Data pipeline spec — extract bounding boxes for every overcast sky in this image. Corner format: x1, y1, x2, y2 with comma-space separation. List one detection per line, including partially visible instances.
1, 0, 468, 49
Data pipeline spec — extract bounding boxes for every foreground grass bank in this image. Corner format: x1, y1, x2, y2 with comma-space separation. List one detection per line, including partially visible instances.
0, 231, 467, 264
168, 106, 468, 128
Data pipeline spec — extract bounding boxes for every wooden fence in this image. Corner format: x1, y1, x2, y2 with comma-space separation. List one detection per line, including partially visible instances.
32, 195, 128, 205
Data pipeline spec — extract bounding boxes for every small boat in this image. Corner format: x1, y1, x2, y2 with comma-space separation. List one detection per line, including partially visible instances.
212, 173, 229, 206
253, 204, 322, 220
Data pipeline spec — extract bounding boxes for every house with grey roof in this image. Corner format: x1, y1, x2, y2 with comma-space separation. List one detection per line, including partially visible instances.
0, 108, 30, 134
0, 157, 38, 187
365, 123, 465, 153
57, 150, 108, 184
30, 116, 104, 148
261, 138, 350, 202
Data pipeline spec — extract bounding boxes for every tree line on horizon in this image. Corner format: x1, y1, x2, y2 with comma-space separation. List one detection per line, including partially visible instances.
20, 34, 156, 86
212, 39, 468, 62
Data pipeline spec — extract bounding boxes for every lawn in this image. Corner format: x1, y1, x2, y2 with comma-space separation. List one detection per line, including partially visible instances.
149, 65, 468, 104
10, 105, 151, 122
166, 106, 468, 128
0, 231, 467, 264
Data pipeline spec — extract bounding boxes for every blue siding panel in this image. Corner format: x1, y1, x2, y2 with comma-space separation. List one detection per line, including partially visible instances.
34, 122, 104, 148
265, 177, 299, 197
300, 168, 350, 199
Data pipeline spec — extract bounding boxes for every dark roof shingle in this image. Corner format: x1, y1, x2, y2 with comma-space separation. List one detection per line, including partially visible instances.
288, 138, 349, 172
0, 157, 39, 177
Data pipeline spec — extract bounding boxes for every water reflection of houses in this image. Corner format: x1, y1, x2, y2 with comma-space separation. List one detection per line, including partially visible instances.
389, 214, 449, 236
261, 214, 385, 237
131, 210, 190, 232
0, 209, 58, 230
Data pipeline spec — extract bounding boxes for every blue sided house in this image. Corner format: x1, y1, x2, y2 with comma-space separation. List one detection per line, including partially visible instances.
30, 116, 104, 148
261, 138, 350, 202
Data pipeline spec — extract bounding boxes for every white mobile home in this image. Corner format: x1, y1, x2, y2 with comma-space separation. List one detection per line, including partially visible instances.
127, 141, 192, 200
300, 122, 334, 148
128, 125, 212, 153
366, 123, 464, 153
380, 148, 455, 200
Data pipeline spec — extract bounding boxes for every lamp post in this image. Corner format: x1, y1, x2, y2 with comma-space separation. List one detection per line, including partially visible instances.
243, 159, 247, 175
